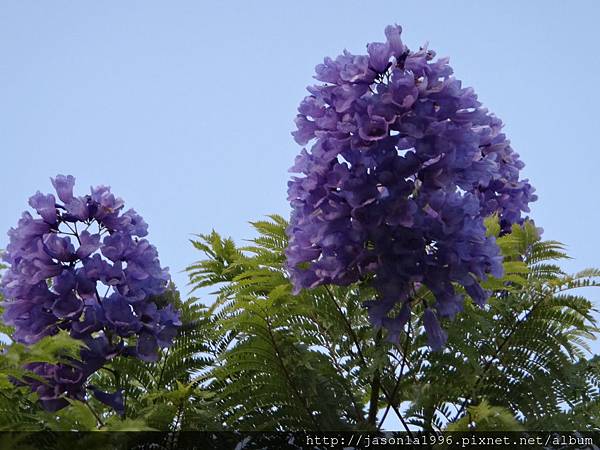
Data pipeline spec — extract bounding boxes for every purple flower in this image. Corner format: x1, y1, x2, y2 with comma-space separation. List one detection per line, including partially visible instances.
19, 239, 63, 284
51, 292, 83, 319
51, 175, 75, 203
1, 175, 180, 413
101, 232, 133, 262
54, 365, 84, 385
423, 309, 448, 351
286, 26, 536, 349
10, 305, 58, 344
52, 269, 76, 295
117, 209, 148, 237
103, 293, 141, 336
136, 332, 159, 362
43, 233, 76, 262
76, 231, 101, 259
157, 304, 183, 347
90, 387, 125, 416
28, 192, 57, 225
71, 303, 104, 337
90, 185, 124, 220
64, 197, 90, 221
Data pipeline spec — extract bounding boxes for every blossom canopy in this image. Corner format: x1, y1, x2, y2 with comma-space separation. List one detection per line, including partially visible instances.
285, 25, 536, 349
1, 175, 181, 411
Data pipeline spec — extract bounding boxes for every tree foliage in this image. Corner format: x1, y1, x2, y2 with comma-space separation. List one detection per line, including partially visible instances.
0, 216, 599, 434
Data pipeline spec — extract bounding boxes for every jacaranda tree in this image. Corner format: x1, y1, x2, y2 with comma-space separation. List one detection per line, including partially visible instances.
0, 25, 598, 447
1, 176, 180, 414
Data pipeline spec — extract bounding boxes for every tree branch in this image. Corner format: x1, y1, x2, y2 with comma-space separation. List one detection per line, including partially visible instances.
378, 321, 412, 430
323, 285, 413, 435
367, 329, 383, 425
264, 313, 321, 430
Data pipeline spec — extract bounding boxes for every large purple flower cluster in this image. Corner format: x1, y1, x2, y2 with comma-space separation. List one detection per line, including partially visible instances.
1, 175, 180, 412
286, 26, 536, 349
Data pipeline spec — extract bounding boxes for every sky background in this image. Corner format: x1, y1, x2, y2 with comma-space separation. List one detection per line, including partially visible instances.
1, 0, 599, 430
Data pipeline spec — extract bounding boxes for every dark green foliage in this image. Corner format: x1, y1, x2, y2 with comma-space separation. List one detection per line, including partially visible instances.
188, 216, 373, 431
0, 216, 598, 432
85, 288, 220, 431
182, 216, 600, 431
402, 220, 600, 431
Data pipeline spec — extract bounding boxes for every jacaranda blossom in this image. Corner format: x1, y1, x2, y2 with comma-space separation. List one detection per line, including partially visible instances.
286, 25, 536, 349
1, 175, 181, 412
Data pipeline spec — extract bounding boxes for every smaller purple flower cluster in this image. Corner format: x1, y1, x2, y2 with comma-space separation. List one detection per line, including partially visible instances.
286, 26, 537, 349
1, 175, 181, 412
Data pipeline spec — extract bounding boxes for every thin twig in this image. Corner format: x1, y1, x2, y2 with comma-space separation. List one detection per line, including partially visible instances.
378, 321, 412, 430
323, 285, 413, 435
157, 346, 172, 389
85, 400, 105, 428
310, 313, 366, 424
264, 313, 322, 430
367, 329, 383, 425
452, 290, 548, 422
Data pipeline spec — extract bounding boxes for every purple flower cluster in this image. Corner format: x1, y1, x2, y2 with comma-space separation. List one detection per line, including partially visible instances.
1, 175, 181, 412
286, 26, 536, 349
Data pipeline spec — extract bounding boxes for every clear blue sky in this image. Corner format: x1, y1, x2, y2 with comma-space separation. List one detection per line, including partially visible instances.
1, 1, 599, 307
